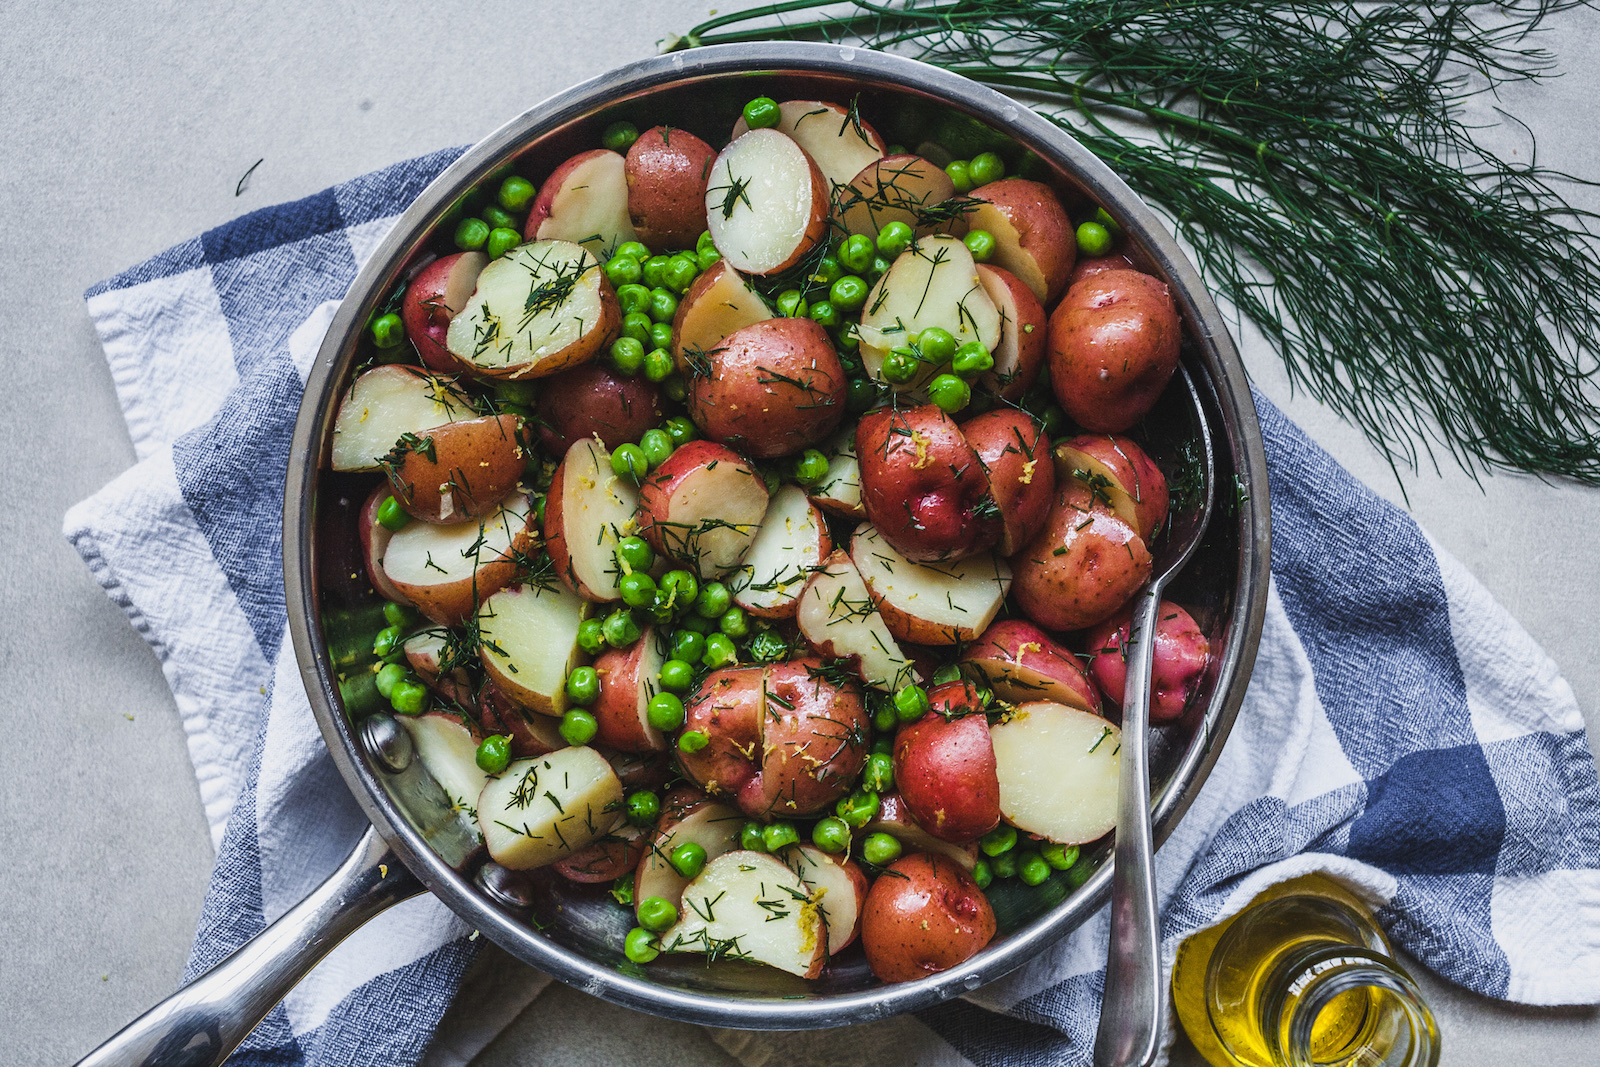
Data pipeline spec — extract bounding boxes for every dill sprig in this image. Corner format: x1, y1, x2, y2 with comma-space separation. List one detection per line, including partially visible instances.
673, 1, 1600, 485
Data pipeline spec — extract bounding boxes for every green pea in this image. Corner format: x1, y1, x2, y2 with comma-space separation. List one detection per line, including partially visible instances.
375, 662, 406, 699
678, 729, 710, 753
847, 377, 878, 413
742, 97, 782, 130
609, 243, 645, 265
839, 233, 875, 274
642, 256, 670, 289
476, 734, 511, 774
872, 735, 895, 755
1075, 221, 1113, 258
616, 536, 655, 573
602, 121, 640, 153
661, 569, 700, 608
678, 611, 714, 634
696, 245, 721, 271
626, 790, 661, 827
952, 341, 994, 380
646, 692, 686, 731
762, 821, 800, 852
719, 606, 749, 639
702, 633, 738, 669
748, 629, 789, 662
969, 151, 1005, 187
1041, 842, 1079, 870
916, 326, 958, 364
382, 601, 415, 629
775, 289, 807, 319
390, 678, 428, 715
453, 217, 490, 251
980, 824, 1018, 856
610, 336, 646, 376
836, 322, 860, 352
664, 254, 699, 294
810, 255, 843, 287
963, 229, 997, 263
894, 683, 930, 722
497, 175, 536, 213
602, 609, 642, 648
644, 348, 674, 383
647, 288, 678, 324
616, 283, 652, 314
670, 841, 707, 878
621, 311, 653, 344
1018, 850, 1051, 886
880, 348, 920, 385
1040, 404, 1070, 437
559, 708, 599, 745
564, 666, 601, 706
758, 465, 781, 496
928, 372, 972, 414
945, 160, 974, 194
861, 832, 902, 866
876, 221, 914, 258
648, 321, 673, 352
663, 416, 698, 448
577, 618, 607, 655
662, 373, 683, 401
533, 493, 547, 526
370, 312, 405, 349
372, 625, 402, 658
740, 820, 768, 851
658, 659, 695, 693
670, 629, 706, 663
972, 858, 994, 889
696, 231, 718, 257
1095, 207, 1121, 234
637, 896, 679, 933
611, 872, 636, 907
811, 817, 851, 854
991, 850, 1018, 878
623, 926, 659, 963
870, 254, 892, 278
693, 582, 731, 619
376, 495, 409, 532
612, 443, 649, 483
808, 300, 840, 329
605, 255, 642, 288
481, 204, 516, 231
619, 571, 657, 609
792, 448, 830, 487
835, 790, 880, 829
639, 428, 673, 469
862, 752, 894, 794
872, 700, 897, 734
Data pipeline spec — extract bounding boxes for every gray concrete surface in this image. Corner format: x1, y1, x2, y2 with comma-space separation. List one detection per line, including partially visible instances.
1, 2, 1595, 1064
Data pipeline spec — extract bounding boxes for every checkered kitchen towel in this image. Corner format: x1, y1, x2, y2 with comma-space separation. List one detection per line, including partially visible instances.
64, 146, 1600, 1067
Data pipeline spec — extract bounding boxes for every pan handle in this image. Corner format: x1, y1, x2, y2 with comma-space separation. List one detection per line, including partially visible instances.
74, 824, 424, 1067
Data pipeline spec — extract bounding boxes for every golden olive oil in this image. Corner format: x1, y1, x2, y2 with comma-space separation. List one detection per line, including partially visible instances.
1171, 874, 1439, 1067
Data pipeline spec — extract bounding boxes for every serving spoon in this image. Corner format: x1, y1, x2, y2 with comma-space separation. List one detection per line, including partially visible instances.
1093, 364, 1216, 1067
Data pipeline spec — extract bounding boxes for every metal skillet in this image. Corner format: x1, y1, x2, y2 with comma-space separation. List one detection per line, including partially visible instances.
76, 42, 1270, 1066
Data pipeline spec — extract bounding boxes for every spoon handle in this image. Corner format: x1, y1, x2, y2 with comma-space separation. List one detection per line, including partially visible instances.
1093, 585, 1164, 1067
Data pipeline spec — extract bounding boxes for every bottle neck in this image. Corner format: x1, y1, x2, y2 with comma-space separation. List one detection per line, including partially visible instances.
1259, 945, 1439, 1067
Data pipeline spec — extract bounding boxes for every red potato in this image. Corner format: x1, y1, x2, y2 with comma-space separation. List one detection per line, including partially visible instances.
989, 702, 1121, 845
783, 844, 870, 956
730, 99, 886, 199
634, 791, 743, 915
382, 492, 536, 625
960, 619, 1100, 713
663, 850, 827, 978
476, 580, 590, 716
961, 408, 1055, 557
402, 627, 476, 708
1010, 479, 1152, 633
604, 749, 673, 794
330, 365, 475, 473
399, 712, 488, 824
861, 793, 979, 871
670, 260, 770, 371
636, 440, 769, 579
385, 414, 525, 524
893, 683, 1001, 844
809, 427, 864, 519
544, 437, 642, 602
403, 252, 489, 372
850, 524, 1010, 646
1064, 250, 1139, 290
685, 317, 846, 458
705, 129, 831, 276
1054, 434, 1169, 543
477, 747, 625, 870
590, 626, 669, 752
625, 126, 718, 251
527, 149, 638, 260
446, 240, 619, 381
965, 178, 1076, 304
1085, 601, 1210, 723
732, 485, 832, 619
975, 264, 1047, 401
860, 853, 996, 983
856, 235, 1000, 388
534, 362, 662, 455
1048, 269, 1182, 433
837, 154, 962, 239
477, 681, 568, 758
796, 550, 918, 692
857, 404, 999, 563
358, 483, 413, 606
553, 824, 646, 884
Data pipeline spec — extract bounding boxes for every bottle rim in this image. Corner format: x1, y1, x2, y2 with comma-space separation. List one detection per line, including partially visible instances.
1264, 947, 1439, 1067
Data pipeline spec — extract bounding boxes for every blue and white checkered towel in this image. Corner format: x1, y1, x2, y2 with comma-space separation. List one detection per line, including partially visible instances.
66, 147, 1600, 1067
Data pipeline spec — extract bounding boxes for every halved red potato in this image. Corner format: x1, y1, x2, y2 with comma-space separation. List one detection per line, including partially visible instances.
636, 440, 768, 579
732, 485, 832, 619
974, 264, 1046, 401
476, 681, 568, 758
401, 627, 475, 707
850, 524, 1010, 646
400, 711, 488, 827
670, 260, 771, 372
634, 791, 743, 915
685, 317, 846, 458
960, 619, 1100, 712
783, 844, 870, 956
553, 824, 647, 884
403, 252, 489, 372
810, 427, 864, 519
385, 413, 525, 524
836, 154, 962, 240
1054, 434, 1169, 543
731, 99, 886, 198
1084, 601, 1210, 724
796, 550, 918, 692
856, 235, 1001, 387
675, 666, 766, 808
534, 362, 662, 455
861, 793, 979, 871
545, 437, 642, 602
861, 852, 995, 983
1010, 479, 1152, 633
989, 701, 1121, 845
966, 178, 1076, 304
661, 850, 827, 978
893, 683, 1001, 844
476, 580, 589, 716
477, 746, 625, 870
1048, 269, 1182, 433
382, 492, 536, 625
961, 408, 1055, 556
590, 626, 669, 752
358, 483, 413, 606
705, 129, 830, 276
856, 404, 998, 563
446, 239, 619, 381
625, 126, 717, 251
526, 149, 637, 260
331, 365, 475, 472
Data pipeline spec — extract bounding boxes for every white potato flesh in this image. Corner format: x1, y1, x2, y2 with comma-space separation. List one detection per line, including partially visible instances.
477, 747, 624, 870
851, 524, 1011, 644
655, 466, 768, 580
989, 702, 1122, 845
809, 428, 863, 518
447, 240, 606, 376
662, 850, 826, 978
732, 485, 829, 616
857, 235, 1002, 384
400, 713, 489, 833
477, 581, 589, 716
706, 129, 819, 276
672, 263, 770, 370
402, 627, 448, 676
331, 365, 474, 472
795, 553, 917, 692
782, 845, 863, 956
558, 438, 641, 600
382, 493, 530, 588
735, 100, 886, 197
534, 152, 637, 259
635, 801, 743, 914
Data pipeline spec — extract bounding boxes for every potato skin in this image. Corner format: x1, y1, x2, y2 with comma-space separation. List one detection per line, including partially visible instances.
1054, 433, 1169, 544
960, 408, 1055, 557
968, 178, 1076, 304
861, 853, 996, 983
974, 264, 1046, 401
476, 681, 566, 758
626, 126, 717, 251
961, 619, 1101, 713
553, 825, 645, 883
1010, 478, 1152, 632
403, 252, 485, 373
535, 362, 663, 454
677, 666, 766, 810
893, 682, 1001, 844
591, 627, 667, 753
1048, 269, 1181, 433
686, 317, 846, 458
1085, 601, 1210, 723
1064, 250, 1139, 290
358, 482, 412, 606
857, 404, 999, 562
386, 414, 525, 524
